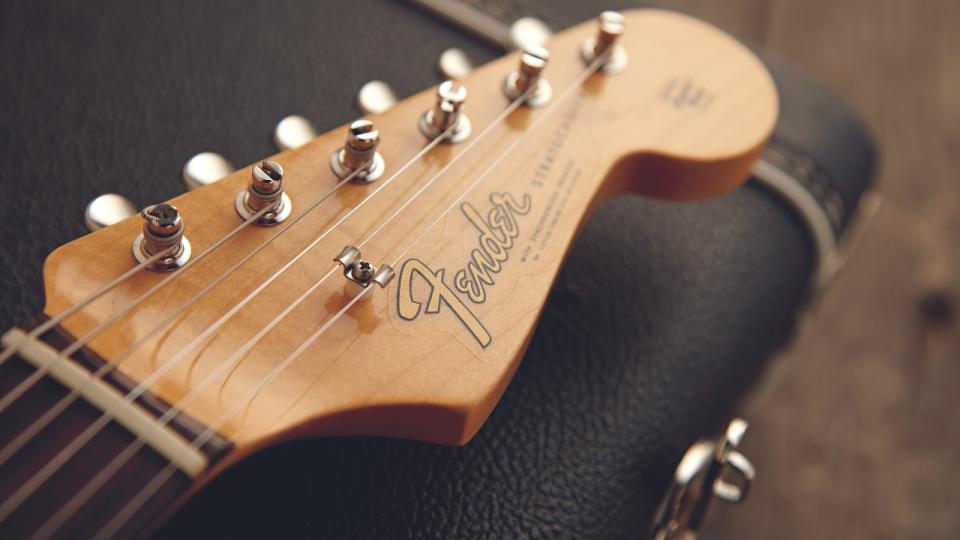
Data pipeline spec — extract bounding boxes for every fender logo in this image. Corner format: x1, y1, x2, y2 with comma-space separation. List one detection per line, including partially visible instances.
397, 192, 532, 348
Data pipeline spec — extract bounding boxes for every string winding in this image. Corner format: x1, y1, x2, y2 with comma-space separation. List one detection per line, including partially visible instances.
76, 58, 601, 540
0, 114, 463, 524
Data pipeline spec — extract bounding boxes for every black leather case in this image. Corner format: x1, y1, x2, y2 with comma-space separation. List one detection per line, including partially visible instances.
0, 1, 875, 538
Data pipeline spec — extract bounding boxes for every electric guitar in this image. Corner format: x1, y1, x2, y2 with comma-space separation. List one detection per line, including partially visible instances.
0, 9, 776, 538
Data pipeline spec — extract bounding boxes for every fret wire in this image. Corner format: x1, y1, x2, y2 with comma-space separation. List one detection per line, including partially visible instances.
60, 59, 604, 539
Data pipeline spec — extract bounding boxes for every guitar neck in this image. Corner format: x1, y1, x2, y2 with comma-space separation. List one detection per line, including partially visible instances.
0, 321, 231, 538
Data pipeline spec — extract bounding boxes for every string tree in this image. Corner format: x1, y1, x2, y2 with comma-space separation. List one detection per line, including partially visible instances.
234, 159, 293, 226
419, 80, 471, 144
132, 203, 191, 271
330, 119, 386, 184
334, 245, 395, 300
581, 11, 628, 75
503, 45, 552, 107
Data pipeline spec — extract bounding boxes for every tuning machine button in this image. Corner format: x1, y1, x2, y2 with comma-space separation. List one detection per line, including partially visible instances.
235, 160, 293, 226
330, 119, 385, 183
509, 17, 553, 50
503, 46, 552, 106
581, 11, 628, 74
84, 193, 138, 232
419, 80, 471, 143
183, 152, 235, 190
438, 48, 473, 80
132, 203, 191, 271
274, 115, 319, 151
357, 80, 398, 115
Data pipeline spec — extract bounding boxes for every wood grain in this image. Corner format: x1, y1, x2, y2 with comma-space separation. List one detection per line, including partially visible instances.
663, 1, 960, 538
38, 9, 776, 462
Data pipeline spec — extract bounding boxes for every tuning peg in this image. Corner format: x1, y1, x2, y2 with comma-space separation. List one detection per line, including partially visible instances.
438, 48, 473, 80
235, 160, 293, 226
132, 203, 191, 271
419, 80, 471, 143
273, 115, 318, 152
508, 17, 552, 50
182, 152, 235, 191
581, 11, 628, 74
356, 80, 397, 115
503, 46, 552, 106
330, 119, 385, 183
84, 193, 138, 232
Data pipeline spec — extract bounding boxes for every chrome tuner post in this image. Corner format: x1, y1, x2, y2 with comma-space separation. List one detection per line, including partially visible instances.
419, 80, 471, 143
581, 11, 628, 75
651, 418, 756, 540
235, 159, 293, 226
503, 45, 552, 106
132, 203, 192, 271
330, 119, 385, 184
335, 245, 395, 299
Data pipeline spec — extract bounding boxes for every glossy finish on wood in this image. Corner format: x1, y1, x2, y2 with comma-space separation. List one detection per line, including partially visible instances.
38, 10, 777, 459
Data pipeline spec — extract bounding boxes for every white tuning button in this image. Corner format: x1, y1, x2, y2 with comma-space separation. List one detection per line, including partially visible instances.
356, 81, 398, 115
509, 17, 552, 50
273, 115, 318, 151
438, 48, 473, 80
182, 152, 235, 190
84, 194, 138, 232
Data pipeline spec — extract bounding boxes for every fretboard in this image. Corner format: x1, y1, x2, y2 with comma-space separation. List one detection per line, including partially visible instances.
0, 321, 233, 539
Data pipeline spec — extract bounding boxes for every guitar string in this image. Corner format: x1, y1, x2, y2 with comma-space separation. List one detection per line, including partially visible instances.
0, 169, 369, 465
59, 57, 603, 540
0, 204, 278, 416
0, 125, 454, 519
0, 247, 173, 368
3, 93, 526, 527
28, 91, 530, 538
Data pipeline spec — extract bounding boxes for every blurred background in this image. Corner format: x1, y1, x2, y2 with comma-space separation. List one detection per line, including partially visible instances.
664, 1, 960, 538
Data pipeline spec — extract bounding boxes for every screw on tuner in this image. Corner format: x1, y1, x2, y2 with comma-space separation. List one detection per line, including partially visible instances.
503, 45, 552, 107
419, 80, 471, 144
235, 160, 293, 226
582, 11, 628, 74
132, 203, 192, 271
330, 120, 386, 183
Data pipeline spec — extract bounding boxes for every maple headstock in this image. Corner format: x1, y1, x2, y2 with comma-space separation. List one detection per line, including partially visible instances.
38, 9, 776, 458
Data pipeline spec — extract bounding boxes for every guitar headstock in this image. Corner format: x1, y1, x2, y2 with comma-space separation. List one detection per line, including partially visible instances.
39, 9, 776, 453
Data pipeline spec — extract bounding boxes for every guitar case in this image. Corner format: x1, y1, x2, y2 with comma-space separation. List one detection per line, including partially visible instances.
0, 0, 875, 537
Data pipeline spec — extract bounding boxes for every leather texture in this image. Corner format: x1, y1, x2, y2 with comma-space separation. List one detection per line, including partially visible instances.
0, 0, 875, 538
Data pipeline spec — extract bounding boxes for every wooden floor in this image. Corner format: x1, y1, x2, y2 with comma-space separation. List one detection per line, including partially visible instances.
667, 1, 960, 538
